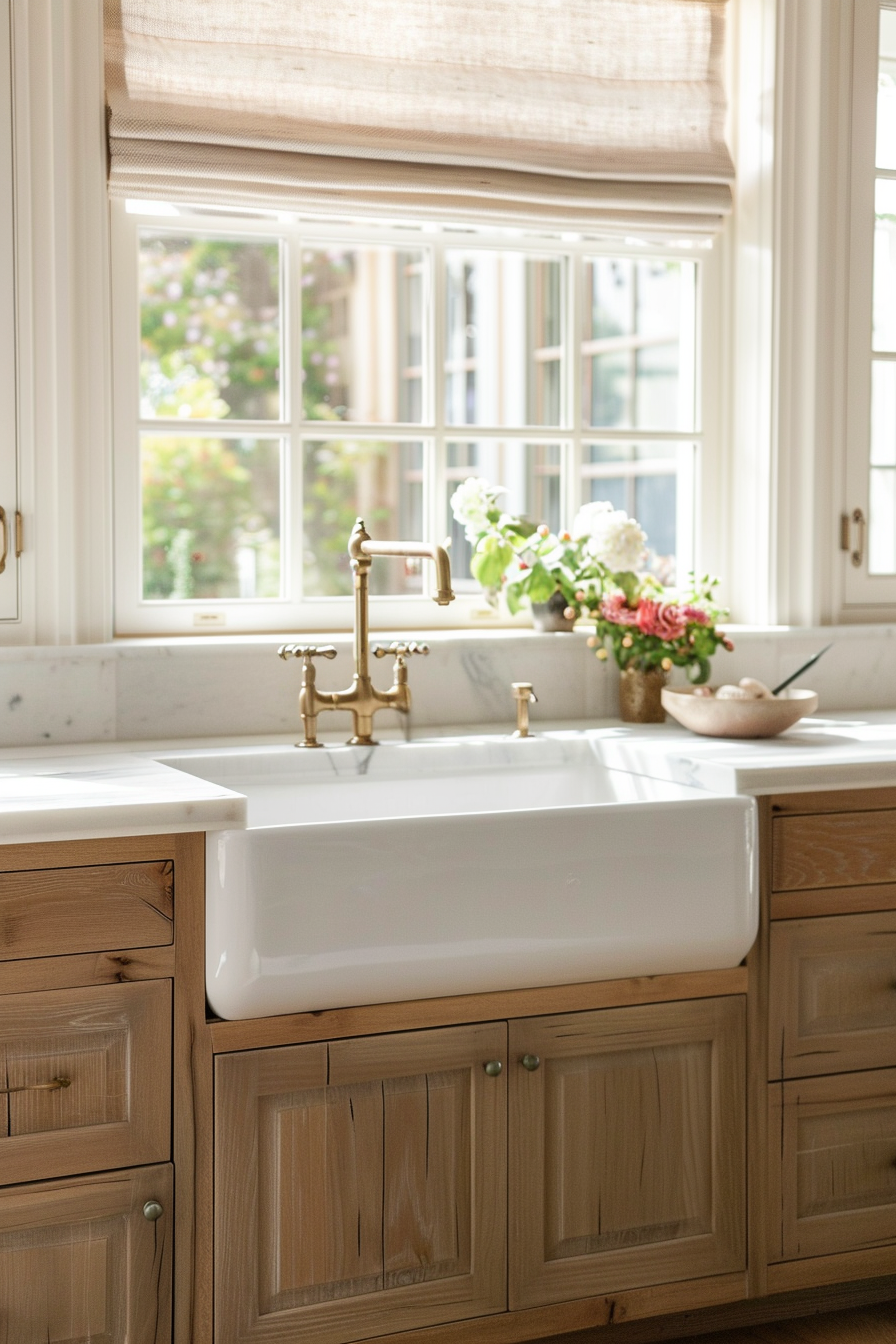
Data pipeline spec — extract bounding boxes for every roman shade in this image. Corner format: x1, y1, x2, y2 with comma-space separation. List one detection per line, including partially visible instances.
104, 0, 734, 236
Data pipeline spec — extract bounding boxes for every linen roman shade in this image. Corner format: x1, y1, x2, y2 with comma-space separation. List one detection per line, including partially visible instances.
104, 0, 734, 236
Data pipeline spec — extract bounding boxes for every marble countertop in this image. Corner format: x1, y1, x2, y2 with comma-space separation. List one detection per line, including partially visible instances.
0, 753, 246, 846
584, 710, 896, 795
1, 709, 896, 845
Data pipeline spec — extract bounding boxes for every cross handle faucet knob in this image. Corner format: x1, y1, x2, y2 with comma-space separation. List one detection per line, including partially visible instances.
278, 644, 338, 662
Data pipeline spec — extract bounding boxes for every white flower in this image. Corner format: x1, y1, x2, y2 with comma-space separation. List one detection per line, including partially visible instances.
449, 477, 505, 543
574, 502, 647, 572
571, 499, 614, 540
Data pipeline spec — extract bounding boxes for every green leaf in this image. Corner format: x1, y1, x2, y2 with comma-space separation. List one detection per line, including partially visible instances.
505, 582, 523, 615
471, 536, 514, 590
526, 562, 557, 603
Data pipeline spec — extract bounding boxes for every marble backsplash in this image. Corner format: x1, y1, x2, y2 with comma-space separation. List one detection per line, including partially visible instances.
0, 623, 894, 748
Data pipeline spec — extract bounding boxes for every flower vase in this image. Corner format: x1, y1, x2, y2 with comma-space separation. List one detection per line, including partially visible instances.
618, 666, 667, 723
531, 589, 576, 632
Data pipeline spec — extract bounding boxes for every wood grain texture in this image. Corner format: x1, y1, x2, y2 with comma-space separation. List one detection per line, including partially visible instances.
769, 1069, 896, 1263
768, 912, 896, 1079
0, 1162, 172, 1344
771, 884, 896, 921
766, 1252, 896, 1295
0, 978, 170, 1185
310, 1272, 748, 1344
0, 944, 174, 994
208, 968, 749, 1054
772, 813, 896, 893
747, 798, 774, 1300
215, 1022, 506, 1344
0, 860, 173, 959
770, 789, 896, 817
508, 996, 746, 1311
523, 1283, 896, 1344
171, 832, 212, 1344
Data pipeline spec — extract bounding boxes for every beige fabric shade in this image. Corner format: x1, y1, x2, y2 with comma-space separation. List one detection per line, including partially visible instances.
104, 0, 734, 236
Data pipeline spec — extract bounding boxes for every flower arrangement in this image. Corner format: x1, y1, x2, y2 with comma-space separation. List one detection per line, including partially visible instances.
587, 579, 733, 685
450, 476, 733, 687
449, 478, 599, 619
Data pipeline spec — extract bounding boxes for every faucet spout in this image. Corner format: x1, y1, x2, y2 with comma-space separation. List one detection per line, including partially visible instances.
349, 523, 455, 605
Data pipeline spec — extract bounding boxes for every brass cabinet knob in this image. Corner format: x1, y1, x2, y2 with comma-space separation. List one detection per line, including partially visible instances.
520, 1053, 541, 1071
142, 1200, 164, 1222
483, 1060, 503, 1077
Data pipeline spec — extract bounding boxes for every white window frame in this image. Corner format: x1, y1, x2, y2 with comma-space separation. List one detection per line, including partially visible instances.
841, 0, 896, 614
111, 200, 710, 637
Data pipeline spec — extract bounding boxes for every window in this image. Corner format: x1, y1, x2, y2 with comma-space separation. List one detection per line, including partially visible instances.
112, 203, 703, 634
844, 0, 896, 611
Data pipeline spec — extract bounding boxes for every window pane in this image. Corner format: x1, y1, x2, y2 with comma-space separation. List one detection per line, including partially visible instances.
444, 252, 564, 427
582, 258, 695, 431
303, 440, 424, 596
302, 248, 425, 423
870, 468, 896, 574
878, 9, 896, 169
871, 360, 896, 466
140, 235, 281, 420
873, 180, 896, 351
446, 441, 561, 582
141, 435, 281, 599
582, 442, 679, 584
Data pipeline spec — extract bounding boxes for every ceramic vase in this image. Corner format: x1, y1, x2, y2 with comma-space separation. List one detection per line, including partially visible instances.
531, 589, 576, 632
618, 666, 667, 723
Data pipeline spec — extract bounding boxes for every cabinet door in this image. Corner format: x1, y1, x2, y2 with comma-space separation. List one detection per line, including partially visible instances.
215, 1022, 506, 1344
0, 1162, 172, 1343
769, 1068, 896, 1262
769, 912, 896, 1079
509, 996, 746, 1310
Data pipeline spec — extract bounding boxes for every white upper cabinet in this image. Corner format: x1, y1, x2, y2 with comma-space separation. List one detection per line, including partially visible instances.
0, 0, 18, 621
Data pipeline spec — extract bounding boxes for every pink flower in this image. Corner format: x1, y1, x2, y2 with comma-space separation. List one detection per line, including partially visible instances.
636, 599, 687, 640
599, 593, 640, 626
680, 604, 712, 626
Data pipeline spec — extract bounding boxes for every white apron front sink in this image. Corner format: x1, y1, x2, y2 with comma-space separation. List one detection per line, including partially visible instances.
159, 735, 758, 1021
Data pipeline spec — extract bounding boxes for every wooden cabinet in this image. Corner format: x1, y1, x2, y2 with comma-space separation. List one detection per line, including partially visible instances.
215, 1022, 507, 1344
765, 792, 896, 1287
0, 1163, 173, 1344
769, 1070, 896, 1262
0, 841, 183, 1344
509, 996, 746, 1310
215, 996, 747, 1343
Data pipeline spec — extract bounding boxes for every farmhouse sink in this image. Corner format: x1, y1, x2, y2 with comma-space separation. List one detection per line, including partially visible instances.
160, 735, 758, 1021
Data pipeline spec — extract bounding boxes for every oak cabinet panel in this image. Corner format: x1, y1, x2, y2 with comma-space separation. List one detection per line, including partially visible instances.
769, 1069, 896, 1262
769, 912, 896, 1079
0, 980, 171, 1185
0, 1162, 172, 1344
0, 862, 174, 961
214, 1022, 506, 1344
772, 812, 896, 893
508, 996, 746, 1310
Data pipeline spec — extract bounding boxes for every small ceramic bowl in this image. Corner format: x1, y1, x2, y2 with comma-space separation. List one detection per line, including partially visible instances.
660, 686, 819, 739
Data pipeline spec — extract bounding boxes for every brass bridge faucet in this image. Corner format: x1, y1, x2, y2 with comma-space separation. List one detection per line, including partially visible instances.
279, 518, 454, 747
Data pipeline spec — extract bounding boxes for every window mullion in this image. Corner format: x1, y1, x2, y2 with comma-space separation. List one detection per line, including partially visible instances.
431, 234, 448, 596
566, 248, 584, 527
287, 223, 304, 606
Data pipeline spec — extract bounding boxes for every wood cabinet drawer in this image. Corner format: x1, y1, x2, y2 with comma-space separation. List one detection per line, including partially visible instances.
769, 912, 896, 1079
0, 980, 171, 1185
0, 861, 173, 960
0, 1163, 172, 1344
769, 1069, 896, 1262
772, 811, 896, 893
